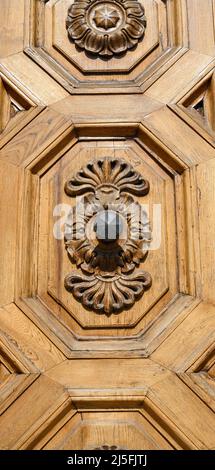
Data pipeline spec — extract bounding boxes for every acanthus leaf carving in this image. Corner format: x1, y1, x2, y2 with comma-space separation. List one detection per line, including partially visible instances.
64, 157, 152, 315
65, 270, 152, 315
65, 157, 149, 196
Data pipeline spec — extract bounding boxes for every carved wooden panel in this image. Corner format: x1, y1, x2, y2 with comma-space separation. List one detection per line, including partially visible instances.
24, 0, 175, 92
64, 157, 152, 314
17, 133, 179, 338
0, 0, 215, 451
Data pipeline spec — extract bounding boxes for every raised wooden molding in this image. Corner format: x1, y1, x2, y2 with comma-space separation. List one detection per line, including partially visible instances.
22, 0, 188, 93
0, 358, 213, 450
0, 74, 42, 149
0, 110, 199, 344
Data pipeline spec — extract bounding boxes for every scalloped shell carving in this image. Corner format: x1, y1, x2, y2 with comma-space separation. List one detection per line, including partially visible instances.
64, 157, 152, 315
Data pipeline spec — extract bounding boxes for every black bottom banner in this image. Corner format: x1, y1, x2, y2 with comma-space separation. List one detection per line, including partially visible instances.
0, 451, 214, 469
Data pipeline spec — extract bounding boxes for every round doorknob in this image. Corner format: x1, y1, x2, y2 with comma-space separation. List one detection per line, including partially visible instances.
94, 210, 123, 242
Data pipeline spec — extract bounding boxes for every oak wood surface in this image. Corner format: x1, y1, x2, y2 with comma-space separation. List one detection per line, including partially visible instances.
0, 0, 215, 450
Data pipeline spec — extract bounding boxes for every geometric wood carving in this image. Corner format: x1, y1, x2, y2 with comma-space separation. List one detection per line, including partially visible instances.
25, 0, 167, 90
28, 132, 178, 335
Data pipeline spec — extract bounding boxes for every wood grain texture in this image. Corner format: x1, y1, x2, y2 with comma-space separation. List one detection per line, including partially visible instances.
0, 374, 39, 416
0, 0, 215, 451
0, 0, 25, 58
0, 375, 66, 450
0, 78, 11, 132
0, 53, 68, 105
51, 94, 164, 123
196, 160, 215, 304
44, 410, 173, 450
146, 371, 215, 450
0, 304, 65, 373
145, 50, 215, 103
151, 302, 215, 372
45, 358, 167, 390
143, 106, 215, 166
0, 107, 72, 167
0, 162, 19, 306
187, 0, 215, 56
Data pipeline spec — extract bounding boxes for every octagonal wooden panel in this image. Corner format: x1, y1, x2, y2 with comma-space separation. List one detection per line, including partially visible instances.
52, 0, 159, 73
0, 110, 203, 351
38, 138, 177, 334
24, 0, 184, 92
44, 410, 173, 450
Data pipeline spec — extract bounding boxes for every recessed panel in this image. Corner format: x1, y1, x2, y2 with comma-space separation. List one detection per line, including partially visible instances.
37, 138, 178, 336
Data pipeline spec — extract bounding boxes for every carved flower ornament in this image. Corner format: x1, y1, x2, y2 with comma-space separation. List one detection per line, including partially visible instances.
66, 0, 147, 57
64, 157, 152, 315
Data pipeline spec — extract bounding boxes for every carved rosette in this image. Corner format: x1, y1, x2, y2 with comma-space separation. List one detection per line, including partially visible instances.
64, 157, 152, 315
66, 0, 147, 57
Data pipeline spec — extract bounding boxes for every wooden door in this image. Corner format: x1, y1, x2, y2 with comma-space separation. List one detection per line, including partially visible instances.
0, 0, 215, 450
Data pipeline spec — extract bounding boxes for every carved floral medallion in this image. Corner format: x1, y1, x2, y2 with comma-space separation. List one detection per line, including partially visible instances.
64, 158, 152, 315
66, 0, 147, 57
